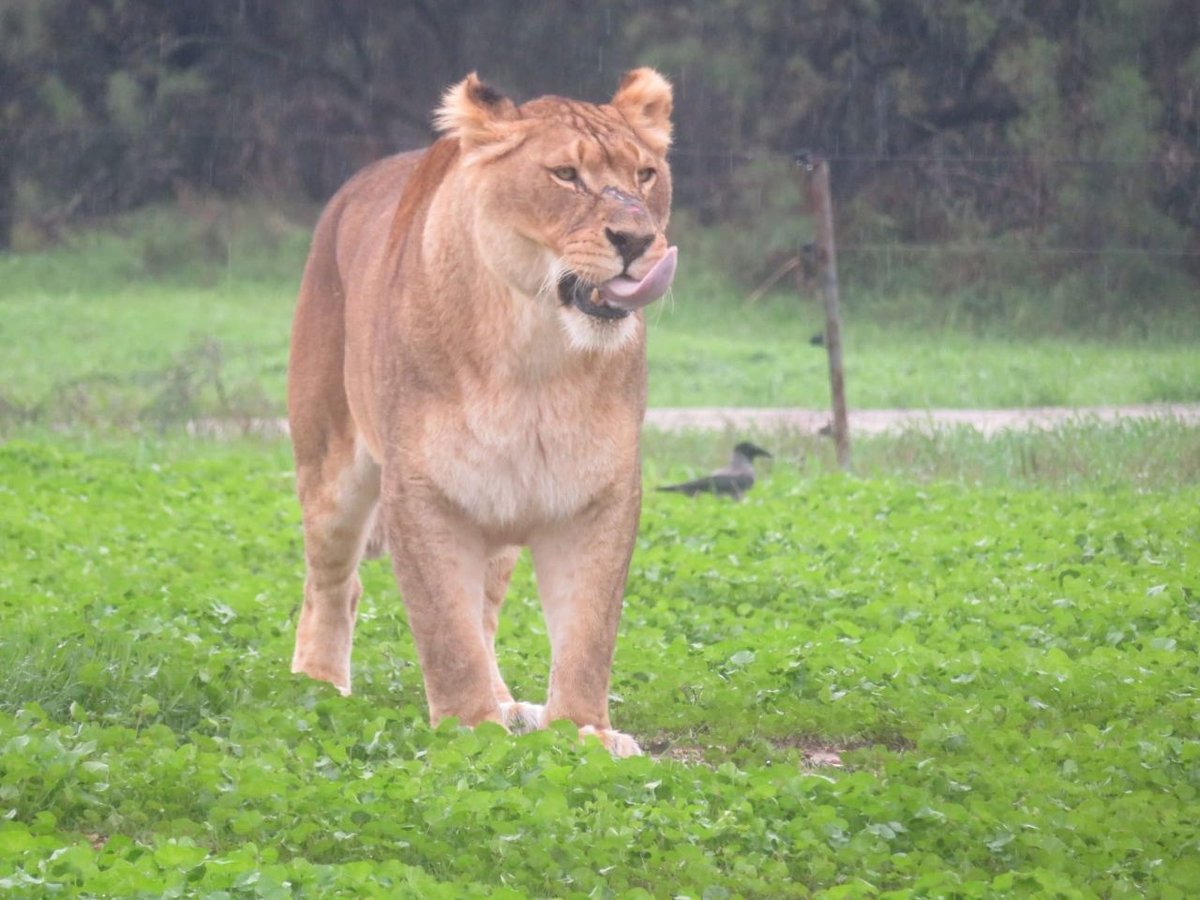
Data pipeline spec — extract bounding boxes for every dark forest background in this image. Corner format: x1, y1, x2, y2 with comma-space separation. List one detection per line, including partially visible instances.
2, 0, 1198, 305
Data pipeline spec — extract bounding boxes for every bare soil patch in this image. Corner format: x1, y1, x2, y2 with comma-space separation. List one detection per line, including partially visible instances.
644, 733, 915, 769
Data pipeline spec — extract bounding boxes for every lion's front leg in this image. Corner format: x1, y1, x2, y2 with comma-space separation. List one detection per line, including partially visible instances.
383, 486, 505, 728
528, 484, 643, 757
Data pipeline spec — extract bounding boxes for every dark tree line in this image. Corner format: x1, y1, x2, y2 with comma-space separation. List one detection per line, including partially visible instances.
2, 0, 1197, 288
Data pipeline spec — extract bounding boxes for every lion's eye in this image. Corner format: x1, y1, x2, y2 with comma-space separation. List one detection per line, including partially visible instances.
551, 166, 578, 183
637, 167, 657, 185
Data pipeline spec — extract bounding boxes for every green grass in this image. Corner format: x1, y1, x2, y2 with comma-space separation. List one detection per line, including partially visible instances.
2, 204, 1198, 429
2, 436, 1199, 896
0, 205, 305, 428
3, 205, 1199, 893
648, 310, 1200, 408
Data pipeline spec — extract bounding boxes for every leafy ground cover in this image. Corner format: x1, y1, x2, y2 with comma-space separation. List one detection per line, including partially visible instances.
2, 207, 1198, 430
1, 436, 1198, 896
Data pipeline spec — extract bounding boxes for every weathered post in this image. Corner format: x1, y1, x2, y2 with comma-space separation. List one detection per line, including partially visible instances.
797, 151, 851, 471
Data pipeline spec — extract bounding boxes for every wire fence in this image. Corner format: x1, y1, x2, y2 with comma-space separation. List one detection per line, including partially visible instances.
838, 243, 1200, 259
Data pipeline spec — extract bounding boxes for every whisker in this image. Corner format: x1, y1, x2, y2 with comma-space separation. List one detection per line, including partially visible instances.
651, 285, 676, 322
539, 257, 568, 298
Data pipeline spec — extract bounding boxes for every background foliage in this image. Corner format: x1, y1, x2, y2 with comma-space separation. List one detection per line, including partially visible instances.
3, 0, 1198, 315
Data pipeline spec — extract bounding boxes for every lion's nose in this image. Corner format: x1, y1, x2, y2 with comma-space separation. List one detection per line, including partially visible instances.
605, 228, 654, 268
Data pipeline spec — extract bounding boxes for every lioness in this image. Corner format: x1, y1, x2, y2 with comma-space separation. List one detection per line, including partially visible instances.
287, 69, 676, 757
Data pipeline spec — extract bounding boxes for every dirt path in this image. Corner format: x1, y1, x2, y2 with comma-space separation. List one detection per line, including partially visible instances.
190, 404, 1200, 439
644, 404, 1200, 436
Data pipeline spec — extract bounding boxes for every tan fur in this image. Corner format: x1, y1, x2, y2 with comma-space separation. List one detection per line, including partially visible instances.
287, 69, 675, 757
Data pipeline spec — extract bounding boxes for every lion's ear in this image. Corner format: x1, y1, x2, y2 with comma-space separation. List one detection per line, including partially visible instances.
433, 73, 519, 152
612, 68, 673, 154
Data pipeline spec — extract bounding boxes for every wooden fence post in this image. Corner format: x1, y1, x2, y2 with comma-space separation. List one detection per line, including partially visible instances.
797, 152, 851, 471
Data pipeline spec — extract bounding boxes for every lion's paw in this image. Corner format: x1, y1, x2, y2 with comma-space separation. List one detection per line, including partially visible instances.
499, 701, 545, 734
290, 657, 352, 697
579, 725, 643, 758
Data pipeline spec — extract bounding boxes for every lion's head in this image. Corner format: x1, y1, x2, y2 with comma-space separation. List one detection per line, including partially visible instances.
433, 68, 676, 348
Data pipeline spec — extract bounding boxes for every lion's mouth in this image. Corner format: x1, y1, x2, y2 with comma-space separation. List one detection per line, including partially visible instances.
558, 246, 678, 321
558, 275, 632, 320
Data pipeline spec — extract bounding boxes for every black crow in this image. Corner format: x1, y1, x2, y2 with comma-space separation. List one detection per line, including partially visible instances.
657, 442, 772, 501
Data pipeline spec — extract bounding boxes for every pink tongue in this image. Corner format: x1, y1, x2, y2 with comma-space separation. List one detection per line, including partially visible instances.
597, 246, 678, 310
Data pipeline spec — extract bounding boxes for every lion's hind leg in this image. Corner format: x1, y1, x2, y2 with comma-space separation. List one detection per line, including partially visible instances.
291, 438, 381, 696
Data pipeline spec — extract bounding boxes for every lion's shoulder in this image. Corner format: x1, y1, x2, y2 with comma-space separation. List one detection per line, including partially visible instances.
320, 145, 453, 271
332, 148, 428, 214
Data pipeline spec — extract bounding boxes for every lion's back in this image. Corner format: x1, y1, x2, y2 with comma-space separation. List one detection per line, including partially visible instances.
317, 150, 427, 275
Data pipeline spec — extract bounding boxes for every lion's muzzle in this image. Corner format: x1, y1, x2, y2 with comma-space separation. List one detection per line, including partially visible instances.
558, 246, 678, 319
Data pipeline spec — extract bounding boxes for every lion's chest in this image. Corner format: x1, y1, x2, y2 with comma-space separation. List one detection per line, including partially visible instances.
422, 387, 628, 536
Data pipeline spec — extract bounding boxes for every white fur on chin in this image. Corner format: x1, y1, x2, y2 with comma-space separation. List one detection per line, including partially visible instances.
538, 255, 641, 354
558, 305, 641, 353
